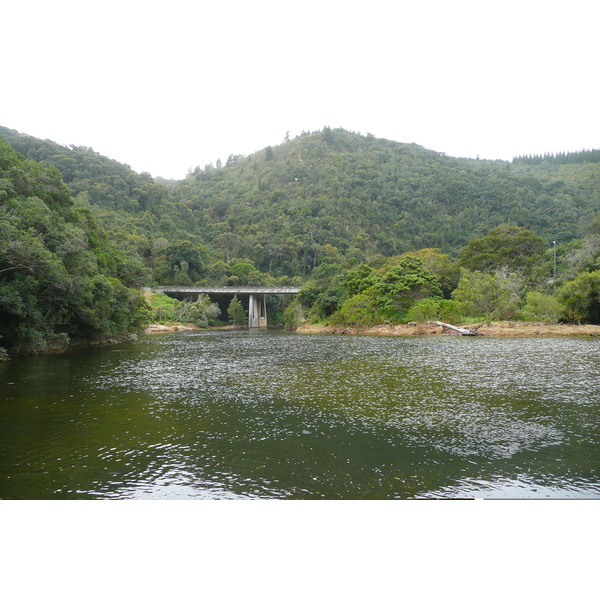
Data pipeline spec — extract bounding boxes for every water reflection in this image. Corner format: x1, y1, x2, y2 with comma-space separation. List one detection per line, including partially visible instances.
1, 331, 599, 499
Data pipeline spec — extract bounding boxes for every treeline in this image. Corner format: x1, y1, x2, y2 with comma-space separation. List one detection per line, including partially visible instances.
513, 148, 600, 166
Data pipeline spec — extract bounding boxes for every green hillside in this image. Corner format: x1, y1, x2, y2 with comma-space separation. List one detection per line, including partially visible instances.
175, 128, 599, 273
3, 126, 598, 283
2, 125, 599, 349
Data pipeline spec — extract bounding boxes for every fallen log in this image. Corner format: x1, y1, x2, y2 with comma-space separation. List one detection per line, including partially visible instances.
432, 321, 483, 336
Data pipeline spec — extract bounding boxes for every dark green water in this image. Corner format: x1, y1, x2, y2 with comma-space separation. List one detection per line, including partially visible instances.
1, 330, 599, 499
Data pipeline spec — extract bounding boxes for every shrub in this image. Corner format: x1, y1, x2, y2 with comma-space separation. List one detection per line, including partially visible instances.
405, 297, 462, 323
283, 299, 303, 330
519, 292, 564, 323
337, 292, 388, 327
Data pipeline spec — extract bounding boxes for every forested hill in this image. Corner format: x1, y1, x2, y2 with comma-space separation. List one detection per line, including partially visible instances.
1, 125, 599, 286
175, 128, 599, 261
0, 125, 172, 213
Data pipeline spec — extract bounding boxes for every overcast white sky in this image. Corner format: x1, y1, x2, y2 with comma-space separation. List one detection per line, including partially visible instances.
3, 0, 598, 180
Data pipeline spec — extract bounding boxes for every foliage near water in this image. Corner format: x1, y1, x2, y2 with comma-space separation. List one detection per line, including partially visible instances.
1, 124, 600, 353
305, 225, 600, 328
0, 139, 152, 354
147, 292, 221, 327
227, 295, 247, 326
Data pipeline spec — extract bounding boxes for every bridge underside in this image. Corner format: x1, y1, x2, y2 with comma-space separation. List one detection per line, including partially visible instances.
154, 286, 300, 329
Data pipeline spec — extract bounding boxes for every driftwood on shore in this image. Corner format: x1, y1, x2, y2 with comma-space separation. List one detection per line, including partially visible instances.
432, 321, 483, 336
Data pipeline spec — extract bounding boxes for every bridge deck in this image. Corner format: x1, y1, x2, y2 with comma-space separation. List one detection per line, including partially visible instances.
154, 286, 301, 295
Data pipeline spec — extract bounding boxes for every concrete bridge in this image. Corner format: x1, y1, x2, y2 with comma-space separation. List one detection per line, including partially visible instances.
154, 286, 301, 328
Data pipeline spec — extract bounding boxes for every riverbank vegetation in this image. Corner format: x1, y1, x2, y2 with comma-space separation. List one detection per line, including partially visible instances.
0, 139, 152, 355
2, 125, 599, 354
294, 223, 600, 330
145, 290, 221, 328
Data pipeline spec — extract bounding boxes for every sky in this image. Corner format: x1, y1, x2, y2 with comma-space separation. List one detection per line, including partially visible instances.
3, 0, 599, 180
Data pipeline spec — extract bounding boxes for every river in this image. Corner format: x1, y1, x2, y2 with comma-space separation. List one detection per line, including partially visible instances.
1, 330, 599, 499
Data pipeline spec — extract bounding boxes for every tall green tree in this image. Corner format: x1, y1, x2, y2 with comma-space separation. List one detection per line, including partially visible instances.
521, 292, 564, 323
343, 263, 378, 296
371, 256, 443, 315
227, 294, 247, 326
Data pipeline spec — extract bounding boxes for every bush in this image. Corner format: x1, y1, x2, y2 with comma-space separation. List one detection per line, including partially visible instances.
519, 292, 564, 323
337, 292, 388, 327
405, 297, 462, 323
283, 299, 303, 330
451, 269, 511, 325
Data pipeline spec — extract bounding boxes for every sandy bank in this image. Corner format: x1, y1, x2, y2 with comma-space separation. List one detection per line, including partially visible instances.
143, 323, 245, 333
295, 321, 600, 338
143, 323, 200, 333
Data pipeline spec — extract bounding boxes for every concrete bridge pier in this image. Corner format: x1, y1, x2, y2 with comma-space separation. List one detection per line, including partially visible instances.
248, 294, 267, 328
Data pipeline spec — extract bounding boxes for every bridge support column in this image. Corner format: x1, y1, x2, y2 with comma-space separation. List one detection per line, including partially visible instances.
248, 294, 267, 328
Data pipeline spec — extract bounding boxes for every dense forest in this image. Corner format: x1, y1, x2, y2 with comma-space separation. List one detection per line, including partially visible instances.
0, 137, 151, 357
1, 125, 599, 355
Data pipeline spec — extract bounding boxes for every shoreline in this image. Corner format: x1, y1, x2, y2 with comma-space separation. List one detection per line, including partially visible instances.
4, 321, 598, 360
143, 323, 244, 334
295, 321, 600, 338
143, 323, 201, 333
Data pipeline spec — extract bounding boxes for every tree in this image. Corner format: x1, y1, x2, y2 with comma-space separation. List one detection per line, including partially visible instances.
283, 299, 303, 330
230, 261, 262, 285
227, 295, 247, 326
557, 270, 600, 324
337, 291, 383, 327
451, 269, 511, 325
371, 256, 443, 316
212, 233, 241, 264
164, 240, 205, 279
0, 140, 152, 354
406, 297, 462, 323
459, 225, 548, 279
188, 294, 221, 327
395, 248, 459, 298
563, 234, 600, 279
